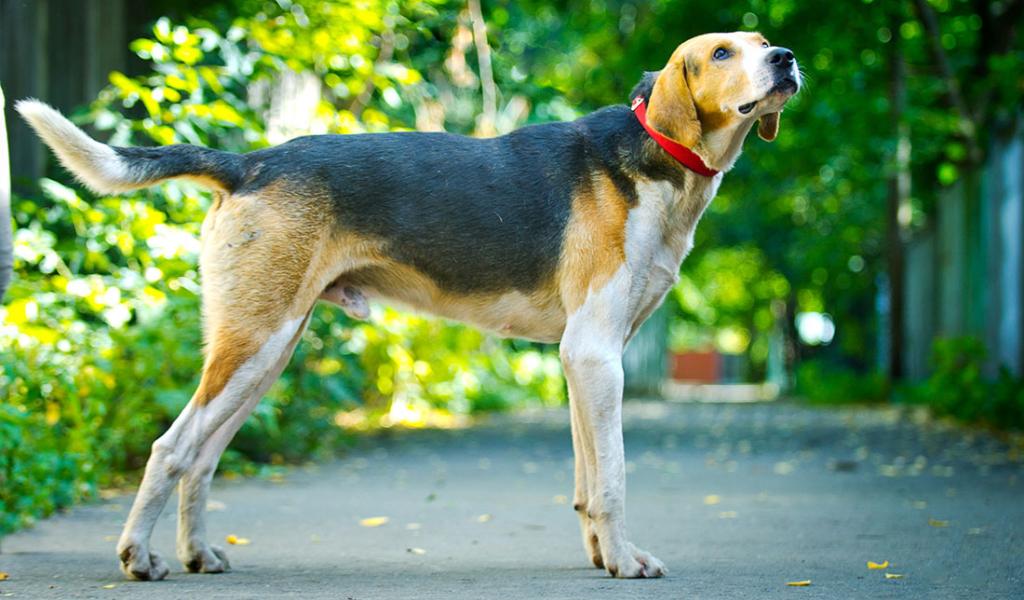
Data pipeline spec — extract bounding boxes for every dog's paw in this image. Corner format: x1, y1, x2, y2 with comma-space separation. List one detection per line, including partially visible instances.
605, 544, 666, 579
118, 545, 170, 581
181, 543, 230, 574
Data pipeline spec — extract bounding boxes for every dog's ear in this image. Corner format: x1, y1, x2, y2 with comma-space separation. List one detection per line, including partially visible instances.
758, 112, 780, 142
646, 62, 701, 148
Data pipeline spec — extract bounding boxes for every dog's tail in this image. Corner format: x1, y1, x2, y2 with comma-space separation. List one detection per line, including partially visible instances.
16, 99, 244, 194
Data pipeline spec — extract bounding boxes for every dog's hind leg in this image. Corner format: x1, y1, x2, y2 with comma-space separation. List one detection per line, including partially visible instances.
175, 309, 312, 574
115, 310, 310, 580
116, 190, 331, 580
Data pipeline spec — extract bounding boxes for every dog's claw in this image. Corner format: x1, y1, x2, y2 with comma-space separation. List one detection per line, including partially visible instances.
605, 544, 666, 579
589, 534, 604, 568
182, 543, 230, 574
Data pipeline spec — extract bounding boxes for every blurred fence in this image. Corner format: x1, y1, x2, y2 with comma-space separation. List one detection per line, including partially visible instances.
623, 303, 669, 396
0, 0, 162, 188
903, 119, 1024, 379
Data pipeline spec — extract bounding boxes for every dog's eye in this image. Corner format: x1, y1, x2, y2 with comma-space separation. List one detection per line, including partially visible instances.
713, 47, 730, 60
762, 42, 770, 48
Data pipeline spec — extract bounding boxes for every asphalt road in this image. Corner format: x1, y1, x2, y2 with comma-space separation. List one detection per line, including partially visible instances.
1, 401, 1022, 599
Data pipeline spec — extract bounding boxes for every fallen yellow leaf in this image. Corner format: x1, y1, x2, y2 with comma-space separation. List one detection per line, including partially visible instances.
225, 534, 250, 545
476, 514, 492, 523
885, 573, 904, 579
407, 547, 426, 555
786, 580, 812, 587
928, 518, 949, 528
704, 494, 721, 505
867, 560, 889, 569
0, 572, 8, 581
360, 516, 389, 527
206, 500, 227, 512
102, 584, 117, 589
774, 461, 795, 475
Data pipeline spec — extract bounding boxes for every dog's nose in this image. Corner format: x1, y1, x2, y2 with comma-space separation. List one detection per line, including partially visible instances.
767, 47, 795, 69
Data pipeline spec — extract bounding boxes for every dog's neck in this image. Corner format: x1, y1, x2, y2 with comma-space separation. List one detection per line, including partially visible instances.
627, 116, 755, 265
629, 117, 755, 188
694, 119, 756, 173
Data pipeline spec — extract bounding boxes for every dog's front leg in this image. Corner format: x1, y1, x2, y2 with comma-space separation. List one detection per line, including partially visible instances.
560, 269, 665, 579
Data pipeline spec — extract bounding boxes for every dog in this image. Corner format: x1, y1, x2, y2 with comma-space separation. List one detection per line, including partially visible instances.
17, 31, 800, 580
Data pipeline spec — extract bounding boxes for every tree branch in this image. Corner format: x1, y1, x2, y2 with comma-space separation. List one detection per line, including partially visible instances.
467, 0, 498, 136
971, 0, 1024, 126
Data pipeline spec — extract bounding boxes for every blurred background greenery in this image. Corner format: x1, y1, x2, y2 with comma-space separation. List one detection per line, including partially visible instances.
0, 0, 1022, 536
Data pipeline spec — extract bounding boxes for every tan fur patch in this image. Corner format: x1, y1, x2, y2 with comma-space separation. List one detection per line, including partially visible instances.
557, 173, 630, 314
180, 174, 233, 192
194, 182, 346, 404
646, 50, 702, 148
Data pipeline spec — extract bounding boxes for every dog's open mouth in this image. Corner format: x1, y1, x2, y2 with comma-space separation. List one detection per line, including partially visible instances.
740, 77, 799, 115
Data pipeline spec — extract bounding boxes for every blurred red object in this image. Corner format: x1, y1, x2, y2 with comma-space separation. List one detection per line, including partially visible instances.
671, 350, 721, 383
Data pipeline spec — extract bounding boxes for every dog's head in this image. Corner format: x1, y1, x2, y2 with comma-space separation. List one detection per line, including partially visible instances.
646, 32, 801, 147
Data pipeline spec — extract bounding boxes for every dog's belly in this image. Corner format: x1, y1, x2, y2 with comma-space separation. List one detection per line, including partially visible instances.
340, 264, 567, 343
420, 290, 567, 342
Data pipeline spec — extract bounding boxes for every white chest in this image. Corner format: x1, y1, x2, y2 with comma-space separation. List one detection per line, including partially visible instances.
622, 177, 720, 335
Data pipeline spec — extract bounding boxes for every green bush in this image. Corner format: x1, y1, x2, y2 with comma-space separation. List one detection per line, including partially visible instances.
1, 7, 563, 538
793, 359, 889, 405
901, 337, 1024, 430
793, 340, 1024, 432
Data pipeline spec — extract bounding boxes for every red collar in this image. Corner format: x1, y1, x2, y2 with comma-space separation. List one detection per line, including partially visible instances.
631, 96, 719, 177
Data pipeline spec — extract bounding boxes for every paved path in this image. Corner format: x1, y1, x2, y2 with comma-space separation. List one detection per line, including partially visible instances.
1, 401, 1022, 599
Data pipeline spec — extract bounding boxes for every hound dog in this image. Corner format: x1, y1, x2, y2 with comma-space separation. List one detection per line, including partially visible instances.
18, 31, 800, 580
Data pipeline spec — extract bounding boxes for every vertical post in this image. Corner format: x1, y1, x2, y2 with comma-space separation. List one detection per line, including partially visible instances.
885, 13, 910, 381
0, 82, 12, 301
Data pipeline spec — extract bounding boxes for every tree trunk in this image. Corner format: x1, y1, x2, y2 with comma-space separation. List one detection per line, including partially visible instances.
0, 82, 13, 301
885, 16, 911, 380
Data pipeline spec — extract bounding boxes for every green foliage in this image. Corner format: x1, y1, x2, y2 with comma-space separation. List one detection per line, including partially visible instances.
900, 337, 1024, 430
498, 0, 1021, 375
671, 246, 789, 371
793, 360, 889, 405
